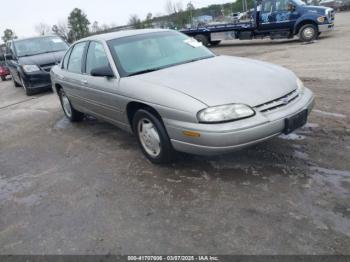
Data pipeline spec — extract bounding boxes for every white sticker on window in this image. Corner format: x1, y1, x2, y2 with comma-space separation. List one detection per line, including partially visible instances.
184, 38, 203, 48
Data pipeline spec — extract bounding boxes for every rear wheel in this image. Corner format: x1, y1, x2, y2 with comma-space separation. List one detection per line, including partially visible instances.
58, 89, 84, 122
299, 24, 318, 42
132, 109, 175, 164
194, 34, 209, 47
1, 76, 6, 81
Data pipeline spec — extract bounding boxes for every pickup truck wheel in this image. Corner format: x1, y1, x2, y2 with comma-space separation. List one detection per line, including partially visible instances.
58, 89, 84, 122
210, 40, 221, 46
299, 24, 318, 42
194, 34, 209, 47
132, 109, 175, 164
1, 76, 6, 81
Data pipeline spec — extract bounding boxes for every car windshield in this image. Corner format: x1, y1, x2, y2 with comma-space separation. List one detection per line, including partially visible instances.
14, 36, 69, 57
293, 0, 306, 6
107, 31, 215, 77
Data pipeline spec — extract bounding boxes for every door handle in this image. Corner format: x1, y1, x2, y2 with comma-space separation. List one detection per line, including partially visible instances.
81, 79, 88, 85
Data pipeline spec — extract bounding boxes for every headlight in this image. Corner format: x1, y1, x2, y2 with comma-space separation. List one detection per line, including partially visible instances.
296, 78, 305, 94
317, 16, 326, 23
197, 104, 255, 123
22, 65, 40, 73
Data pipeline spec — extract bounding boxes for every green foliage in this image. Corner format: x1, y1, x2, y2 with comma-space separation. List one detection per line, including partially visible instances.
68, 8, 90, 41
1, 29, 17, 43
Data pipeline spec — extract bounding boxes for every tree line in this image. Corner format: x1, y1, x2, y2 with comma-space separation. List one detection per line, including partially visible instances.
1, 1, 257, 44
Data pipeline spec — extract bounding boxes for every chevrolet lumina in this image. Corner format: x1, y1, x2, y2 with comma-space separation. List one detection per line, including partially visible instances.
5, 36, 69, 95
50, 29, 314, 164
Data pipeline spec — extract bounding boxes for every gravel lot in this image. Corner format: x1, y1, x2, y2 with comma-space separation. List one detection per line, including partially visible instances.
0, 12, 349, 255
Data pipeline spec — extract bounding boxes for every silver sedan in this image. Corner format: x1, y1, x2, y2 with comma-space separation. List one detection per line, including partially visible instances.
50, 29, 315, 164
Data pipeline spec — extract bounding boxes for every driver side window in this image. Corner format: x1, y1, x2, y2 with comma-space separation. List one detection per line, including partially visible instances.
275, 0, 289, 11
85, 41, 110, 75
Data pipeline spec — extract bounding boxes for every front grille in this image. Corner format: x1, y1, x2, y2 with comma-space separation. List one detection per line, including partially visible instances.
255, 89, 299, 113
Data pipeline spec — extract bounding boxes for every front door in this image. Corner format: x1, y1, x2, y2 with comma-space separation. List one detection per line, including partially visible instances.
82, 41, 124, 125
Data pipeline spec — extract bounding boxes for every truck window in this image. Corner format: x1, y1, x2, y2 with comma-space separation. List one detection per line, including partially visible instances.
262, 0, 274, 12
275, 0, 289, 11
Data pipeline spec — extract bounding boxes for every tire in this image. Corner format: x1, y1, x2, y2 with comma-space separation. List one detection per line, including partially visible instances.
210, 40, 221, 46
299, 24, 318, 42
194, 34, 209, 47
1, 76, 6, 81
58, 89, 84, 122
20, 76, 34, 96
12, 74, 21, 87
132, 109, 175, 164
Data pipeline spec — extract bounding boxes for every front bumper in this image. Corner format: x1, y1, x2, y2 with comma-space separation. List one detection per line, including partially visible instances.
164, 88, 315, 155
318, 23, 334, 33
22, 71, 52, 90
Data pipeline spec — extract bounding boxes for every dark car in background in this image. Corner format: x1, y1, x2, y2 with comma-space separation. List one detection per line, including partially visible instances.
5, 35, 69, 95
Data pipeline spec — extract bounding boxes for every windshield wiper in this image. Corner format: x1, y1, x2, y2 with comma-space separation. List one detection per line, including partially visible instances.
18, 50, 65, 57
128, 67, 162, 76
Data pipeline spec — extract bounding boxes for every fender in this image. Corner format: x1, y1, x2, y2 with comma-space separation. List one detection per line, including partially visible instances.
293, 12, 320, 34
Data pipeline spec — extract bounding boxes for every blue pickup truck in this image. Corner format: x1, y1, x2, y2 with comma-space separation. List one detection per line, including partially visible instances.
181, 0, 335, 46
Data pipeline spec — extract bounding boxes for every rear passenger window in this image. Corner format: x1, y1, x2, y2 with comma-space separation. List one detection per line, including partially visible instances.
67, 42, 86, 73
85, 42, 110, 75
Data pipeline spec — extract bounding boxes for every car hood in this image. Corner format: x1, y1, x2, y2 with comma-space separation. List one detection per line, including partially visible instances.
18, 50, 66, 66
303, 5, 329, 14
133, 55, 298, 107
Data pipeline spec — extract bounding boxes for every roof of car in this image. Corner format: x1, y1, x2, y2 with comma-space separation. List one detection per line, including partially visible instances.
78, 29, 172, 42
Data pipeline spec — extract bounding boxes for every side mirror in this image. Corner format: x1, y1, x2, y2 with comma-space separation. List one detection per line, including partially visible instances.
90, 65, 114, 78
4, 53, 13, 60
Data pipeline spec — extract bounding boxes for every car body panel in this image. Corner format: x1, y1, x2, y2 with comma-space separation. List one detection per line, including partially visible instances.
51, 29, 315, 155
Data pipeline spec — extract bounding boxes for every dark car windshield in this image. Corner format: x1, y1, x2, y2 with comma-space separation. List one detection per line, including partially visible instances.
107, 31, 215, 77
14, 36, 69, 57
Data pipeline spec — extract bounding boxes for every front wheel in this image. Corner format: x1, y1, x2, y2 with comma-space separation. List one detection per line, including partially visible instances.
132, 109, 175, 164
20, 76, 34, 96
1, 76, 6, 81
299, 24, 318, 42
58, 89, 84, 122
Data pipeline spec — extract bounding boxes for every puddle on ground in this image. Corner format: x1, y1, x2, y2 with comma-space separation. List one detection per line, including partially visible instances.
278, 133, 305, 140
54, 117, 72, 129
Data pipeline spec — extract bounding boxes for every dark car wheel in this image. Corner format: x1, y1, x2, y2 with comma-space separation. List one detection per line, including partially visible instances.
132, 109, 175, 164
12, 74, 21, 87
1, 76, 6, 81
299, 24, 318, 42
20, 77, 34, 96
58, 89, 84, 122
194, 34, 209, 47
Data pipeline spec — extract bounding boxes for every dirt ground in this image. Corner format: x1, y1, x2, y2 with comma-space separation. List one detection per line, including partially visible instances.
0, 12, 349, 255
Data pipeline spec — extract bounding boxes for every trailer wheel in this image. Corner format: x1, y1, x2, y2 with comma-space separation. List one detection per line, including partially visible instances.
210, 40, 221, 46
299, 24, 318, 42
194, 34, 209, 47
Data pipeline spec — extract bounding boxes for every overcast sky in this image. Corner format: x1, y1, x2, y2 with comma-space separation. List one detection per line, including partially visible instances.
0, 0, 232, 39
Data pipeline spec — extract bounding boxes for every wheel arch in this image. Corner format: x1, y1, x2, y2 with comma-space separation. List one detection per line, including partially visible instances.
126, 101, 163, 133
294, 19, 318, 35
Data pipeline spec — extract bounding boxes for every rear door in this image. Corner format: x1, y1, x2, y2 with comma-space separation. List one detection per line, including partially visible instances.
81, 41, 124, 124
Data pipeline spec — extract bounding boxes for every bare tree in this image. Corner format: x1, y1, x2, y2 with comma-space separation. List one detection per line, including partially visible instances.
35, 23, 51, 36
52, 21, 70, 42
128, 14, 143, 29
165, 0, 176, 14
